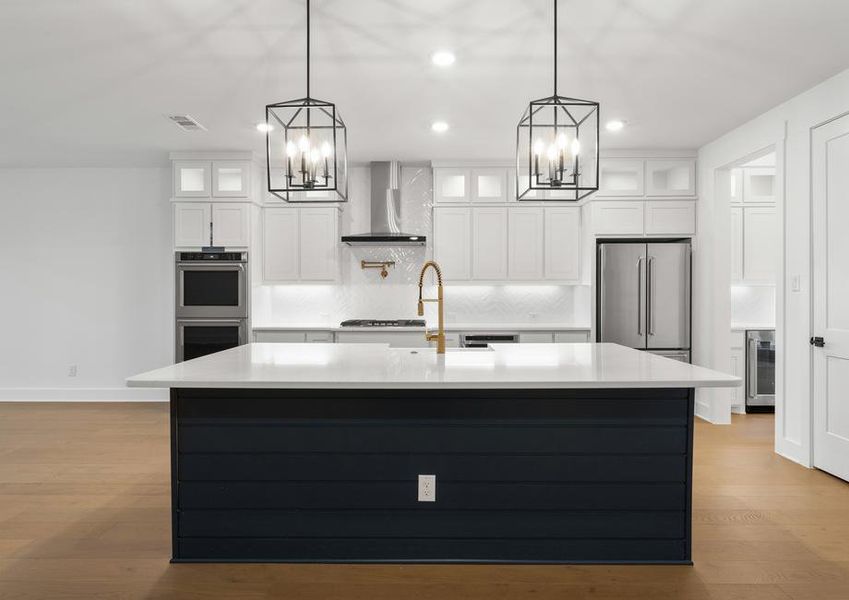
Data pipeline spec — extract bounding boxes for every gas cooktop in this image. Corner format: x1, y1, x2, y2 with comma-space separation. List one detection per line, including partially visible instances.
340, 319, 426, 328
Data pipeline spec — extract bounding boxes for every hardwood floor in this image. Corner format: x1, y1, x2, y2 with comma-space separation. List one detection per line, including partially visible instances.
0, 403, 847, 599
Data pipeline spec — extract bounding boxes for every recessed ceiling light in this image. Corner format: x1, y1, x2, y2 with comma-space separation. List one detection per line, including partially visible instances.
431, 121, 449, 133
605, 120, 625, 132
431, 51, 456, 67
256, 123, 274, 133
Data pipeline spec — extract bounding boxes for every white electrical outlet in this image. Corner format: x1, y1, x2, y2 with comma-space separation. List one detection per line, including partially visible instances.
417, 474, 436, 502
791, 275, 801, 292
68, 365, 77, 377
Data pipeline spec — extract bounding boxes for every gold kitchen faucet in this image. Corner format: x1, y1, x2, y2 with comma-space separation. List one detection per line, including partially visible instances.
417, 260, 446, 354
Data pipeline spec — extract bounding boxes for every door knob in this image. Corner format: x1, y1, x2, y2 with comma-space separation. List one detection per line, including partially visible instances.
810, 336, 825, 347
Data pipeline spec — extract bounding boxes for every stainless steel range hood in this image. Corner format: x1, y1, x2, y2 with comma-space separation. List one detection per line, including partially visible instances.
341, 161, 426, 246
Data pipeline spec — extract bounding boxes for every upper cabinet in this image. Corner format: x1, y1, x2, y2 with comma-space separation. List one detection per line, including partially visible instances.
433, 207, 472, 280
729, 163, 778, 284
544, 207, 582, 282
596, 158, 696, 199
434, 168, 470, 203
174, 160, 251, 198
508, 208, 545, 280
471, 207, 508, 280
262, 206, 339, 283
645, 159, 696, 197
173, 202, 250, 248
598, 159, 645, 197
471, 168, 509, 203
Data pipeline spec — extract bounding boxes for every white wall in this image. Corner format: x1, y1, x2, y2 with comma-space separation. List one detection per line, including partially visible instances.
0, 168, 172, 400
697, 66, 849, 464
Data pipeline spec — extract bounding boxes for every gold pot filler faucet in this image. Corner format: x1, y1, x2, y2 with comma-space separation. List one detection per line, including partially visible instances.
417, 260, 446, 354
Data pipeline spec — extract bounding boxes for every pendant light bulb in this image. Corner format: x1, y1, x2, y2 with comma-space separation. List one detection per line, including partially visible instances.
546, 144, 558, 161
310, 148, 321, 164
571, 138, 581, 156
298, 135, 311, 153
321, 141, 333, 158
556, 132, 568, 149
286, 141, 298, 158
533, 139, 545, 156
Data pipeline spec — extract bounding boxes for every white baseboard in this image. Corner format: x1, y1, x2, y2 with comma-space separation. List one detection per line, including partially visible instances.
0, 388, 168, 402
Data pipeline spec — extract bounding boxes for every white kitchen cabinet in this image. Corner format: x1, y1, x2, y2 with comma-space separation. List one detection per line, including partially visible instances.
174, 202, 212, 247
472, 207, 508, 279
263, 209, 299, 281
174, 160, 251, 198
591, 201, 645, 235
263, 207, 339, 282
743, 167, 776, 203
730, 206, 744, 282
644, 201, 696, 235
305, 331, 334, 343
211, 203, 250, 247
212, 161, 251, 198
254, 331, 307, 343
434, 207, 472, 280
554, 330, 591, 342
645, 159, 696, 197
742, 206, 779, 283
598, 159, 644, 197
544, 207, 581, 282
730, 331, 746, 412
519, 332, 554, 343
434, 168, 470, 203
508, 208, 544, 280
173, 202, 249, 248
174, 160, 211, 197
471, 168, 508, 203
298, 208, 338, 281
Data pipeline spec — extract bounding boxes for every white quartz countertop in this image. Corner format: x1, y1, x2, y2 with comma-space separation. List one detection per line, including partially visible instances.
127, 343, 740, 390
253, 322, 592, 332
730, 323, 775, 331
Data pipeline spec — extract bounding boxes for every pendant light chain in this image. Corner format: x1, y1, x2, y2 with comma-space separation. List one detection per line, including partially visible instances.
306, 0, 311, 98
553, 0, 557, 96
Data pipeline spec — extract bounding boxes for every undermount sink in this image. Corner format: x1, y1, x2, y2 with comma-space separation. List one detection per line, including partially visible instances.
403, 347, 494, 354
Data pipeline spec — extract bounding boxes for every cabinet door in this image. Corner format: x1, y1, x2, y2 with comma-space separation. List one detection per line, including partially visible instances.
743, 167, 776, 203
644, 201, 696, 235
554, 331, 591, 342
743, 206, 778, 283
508, 207, 544, 280
544, 207, 581, 282
471, 168, 508, 203
591, 201, 645, 235
263, 209, 299, 281
254, 331, 307, 342
519, 332, 554, 343
212, 203, 250, 247
299, 208, 338, 281
472, 207, 508, 279
730, 206, 744, 282
174, 202, 211, 247
434, 207, 471, 280
434, 168, 470, 203
212, 161, 250, 198
174, 161, 211, 197
598, 159, 644, 197
646, 159, 695, 197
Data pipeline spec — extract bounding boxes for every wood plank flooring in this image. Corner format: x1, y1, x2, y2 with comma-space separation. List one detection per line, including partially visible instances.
0, 402, 847, 599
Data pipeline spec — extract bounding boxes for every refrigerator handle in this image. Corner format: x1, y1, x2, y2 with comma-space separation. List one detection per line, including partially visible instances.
636, 257, 644, 336
647, 256, 655, 336
748, 337, 758, 399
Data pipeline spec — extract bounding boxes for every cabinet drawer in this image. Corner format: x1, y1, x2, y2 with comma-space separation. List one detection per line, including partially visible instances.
554, 331, 591, 342
592, 201, 645, 235
253, 331, 306, 343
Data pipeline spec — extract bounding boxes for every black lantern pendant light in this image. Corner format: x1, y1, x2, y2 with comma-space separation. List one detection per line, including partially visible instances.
265, 0, 347, 202
516, 0, 599, 201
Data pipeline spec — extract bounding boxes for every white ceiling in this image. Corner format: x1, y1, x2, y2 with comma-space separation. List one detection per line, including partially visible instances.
2, 0, 849, 166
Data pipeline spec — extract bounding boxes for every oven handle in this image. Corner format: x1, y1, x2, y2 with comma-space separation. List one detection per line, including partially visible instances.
748, 337, 758, 399
176, 263, 245, 271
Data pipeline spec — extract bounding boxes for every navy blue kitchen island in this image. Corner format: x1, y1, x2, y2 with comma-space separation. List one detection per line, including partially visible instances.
128, 342, 739, 564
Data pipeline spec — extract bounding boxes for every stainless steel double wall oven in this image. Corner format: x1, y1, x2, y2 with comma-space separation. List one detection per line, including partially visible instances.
175, 252, 248, 362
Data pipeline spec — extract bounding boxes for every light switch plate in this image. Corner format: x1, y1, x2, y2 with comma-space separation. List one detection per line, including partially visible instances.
417, 474, 436, 502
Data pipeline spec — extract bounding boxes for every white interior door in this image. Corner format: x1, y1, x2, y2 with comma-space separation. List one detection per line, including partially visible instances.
812, 113, 849, 482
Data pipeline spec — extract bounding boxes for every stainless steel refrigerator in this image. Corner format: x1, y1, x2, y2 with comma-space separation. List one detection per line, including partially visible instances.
597, 240, 691, 362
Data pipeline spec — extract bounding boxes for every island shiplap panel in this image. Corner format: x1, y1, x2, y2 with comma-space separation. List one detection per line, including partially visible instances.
171, 387, 694, 564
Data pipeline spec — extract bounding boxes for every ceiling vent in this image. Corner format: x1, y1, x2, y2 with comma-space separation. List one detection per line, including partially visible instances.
167, 114, 206, 132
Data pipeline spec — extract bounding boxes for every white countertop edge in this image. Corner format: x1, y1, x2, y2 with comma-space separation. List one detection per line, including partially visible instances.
128, 380, 738, 390
730, 324, 775, 331
253, 323, 593, 332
